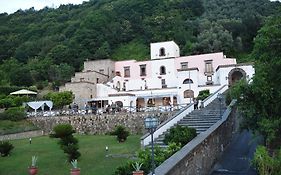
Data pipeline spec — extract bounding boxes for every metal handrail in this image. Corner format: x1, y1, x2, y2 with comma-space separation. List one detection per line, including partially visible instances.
141, 85, 229, 147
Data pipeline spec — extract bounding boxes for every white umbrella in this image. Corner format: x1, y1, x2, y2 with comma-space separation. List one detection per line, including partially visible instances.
10, 89, 37, 95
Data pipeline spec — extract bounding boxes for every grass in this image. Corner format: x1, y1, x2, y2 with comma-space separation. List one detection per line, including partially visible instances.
0, 135, 141, 175
0, 120, 39, 135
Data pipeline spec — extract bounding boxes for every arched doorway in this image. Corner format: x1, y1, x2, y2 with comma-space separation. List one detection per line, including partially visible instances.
228, 68, 246, 86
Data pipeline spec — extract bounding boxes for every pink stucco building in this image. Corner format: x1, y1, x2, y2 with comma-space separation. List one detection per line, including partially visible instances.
60, 41, 254, 109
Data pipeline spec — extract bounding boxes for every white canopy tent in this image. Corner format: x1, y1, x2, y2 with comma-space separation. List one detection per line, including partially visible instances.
26, 101, 53, 116
10, 89, 37, 95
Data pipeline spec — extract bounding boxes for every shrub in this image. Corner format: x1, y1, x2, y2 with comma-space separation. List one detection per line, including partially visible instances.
0, 141, 14, 157
114, 161, 134, 175
50, 124, 75, 138
253, 146, 281, 175
197, 89, 210, 101
111, 125, 130, 142
50, 124, 80, 162
114, 143, 181, 175
163, 125, 197, 146
1, 107, 26, 121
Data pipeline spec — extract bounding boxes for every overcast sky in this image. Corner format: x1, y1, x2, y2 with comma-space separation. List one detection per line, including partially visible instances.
0, 0, 90, 14
0, 0, 280, 14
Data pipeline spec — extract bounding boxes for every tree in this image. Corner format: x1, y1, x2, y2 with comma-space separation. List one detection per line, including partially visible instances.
232, 13, 281, 150
44, 91, 73, 109
50, 124, 81, 162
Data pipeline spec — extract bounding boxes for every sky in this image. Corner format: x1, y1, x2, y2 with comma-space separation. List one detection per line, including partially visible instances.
0, 0, 90, 14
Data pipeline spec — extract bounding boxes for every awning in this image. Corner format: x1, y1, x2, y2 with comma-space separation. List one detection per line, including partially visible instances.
10, 89, 37, 95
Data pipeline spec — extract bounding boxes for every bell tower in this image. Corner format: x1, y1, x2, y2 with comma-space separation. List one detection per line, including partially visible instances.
150, 41, 180, 60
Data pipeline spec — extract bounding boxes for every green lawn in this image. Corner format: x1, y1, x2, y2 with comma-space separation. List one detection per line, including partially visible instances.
0, 135, 141, 175
0, 120, 39, 135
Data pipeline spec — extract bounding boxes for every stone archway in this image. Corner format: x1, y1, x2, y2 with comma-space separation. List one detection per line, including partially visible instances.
228, 68, 246, 86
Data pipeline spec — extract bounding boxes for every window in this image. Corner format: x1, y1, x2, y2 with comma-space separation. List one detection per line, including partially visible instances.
124, 66, 130, 77
123, 82, 126, 91
160, 66, 166, 75
206, 75, 213, 85
140, 64, 146, 76
181, 62, 188, 69
184, 90, 194, 98
183, 78, 193, 84
161, 79, 167, 88
116, 71, 121, 76
205, 60, 213, 73
159, 47, 166, 56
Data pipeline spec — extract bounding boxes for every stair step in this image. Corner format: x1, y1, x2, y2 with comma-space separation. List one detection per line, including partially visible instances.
145, 95, 227, 148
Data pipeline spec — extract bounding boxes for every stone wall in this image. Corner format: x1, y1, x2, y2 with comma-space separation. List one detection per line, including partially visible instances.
0, 130, 44, 141
29, 111, 175, 135
154, 101, 237, 175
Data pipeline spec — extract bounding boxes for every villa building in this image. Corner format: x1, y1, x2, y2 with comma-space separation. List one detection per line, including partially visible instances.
60, 41, 254, 109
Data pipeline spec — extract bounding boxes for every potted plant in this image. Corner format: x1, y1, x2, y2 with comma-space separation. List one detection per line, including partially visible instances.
70, 159, 80, 175
28, 156, 38, 175
132, 162, 144, 175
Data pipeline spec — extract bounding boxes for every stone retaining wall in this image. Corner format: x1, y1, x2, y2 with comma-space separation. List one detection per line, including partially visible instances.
0, 130, 44, 141
154, 101, 237, 175
28, 111, 175, 135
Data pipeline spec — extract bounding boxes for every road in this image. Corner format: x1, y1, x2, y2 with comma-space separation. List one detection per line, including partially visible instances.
210, 130, 262, 175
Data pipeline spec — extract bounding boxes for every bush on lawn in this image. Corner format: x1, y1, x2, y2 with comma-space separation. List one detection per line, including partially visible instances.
50, 124, 80, 162
111, 125, 130, 142
163, 125, 197, 146
0, 141, 14, 157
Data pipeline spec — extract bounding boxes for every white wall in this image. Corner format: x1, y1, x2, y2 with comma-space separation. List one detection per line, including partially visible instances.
150, 58, 177, 88
150, 41, 180, 60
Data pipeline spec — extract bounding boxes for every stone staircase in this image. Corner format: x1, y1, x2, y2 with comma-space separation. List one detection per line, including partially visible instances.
152, 97, 226, 148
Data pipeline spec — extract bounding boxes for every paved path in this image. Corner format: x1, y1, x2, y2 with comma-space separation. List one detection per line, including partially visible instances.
210, 130, 261, 175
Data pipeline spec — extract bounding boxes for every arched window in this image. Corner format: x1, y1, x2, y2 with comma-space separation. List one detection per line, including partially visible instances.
159, 47, 166, 56
160, 66, 166, 75
184, 90, 194, 98
183, 78, 193, 84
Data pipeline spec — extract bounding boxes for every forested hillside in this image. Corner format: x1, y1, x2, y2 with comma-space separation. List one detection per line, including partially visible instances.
0, 0, 280, 88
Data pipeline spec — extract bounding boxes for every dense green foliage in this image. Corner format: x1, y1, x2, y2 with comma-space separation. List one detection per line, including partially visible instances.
0, 95, 30, 109
0, 135, 140, 175
0, 0, 279, 87
197, 89, 210, 101
111, 125, 130, 142
0, 107, 26, 121
253, 146, 281, 175
44, 91, 73, 109
50, 124, 80, 162
230, 13, 281, 150
163, 125, 197, 145
114, 142, 181, 175
0, 141, 14, 157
